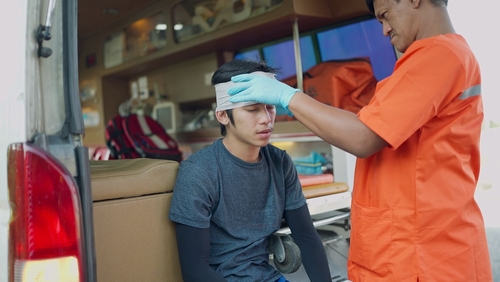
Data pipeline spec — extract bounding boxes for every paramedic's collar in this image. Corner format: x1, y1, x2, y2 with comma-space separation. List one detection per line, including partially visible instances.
215, 71, 276, 112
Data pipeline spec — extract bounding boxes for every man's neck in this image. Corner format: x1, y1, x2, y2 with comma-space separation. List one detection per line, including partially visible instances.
417, 5, 455, 40
222, 137, 261, 163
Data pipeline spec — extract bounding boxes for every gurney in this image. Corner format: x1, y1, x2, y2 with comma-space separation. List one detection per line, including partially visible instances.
279, 182, 351, 234
270, 181, 352, 274
265, 136, 355, 273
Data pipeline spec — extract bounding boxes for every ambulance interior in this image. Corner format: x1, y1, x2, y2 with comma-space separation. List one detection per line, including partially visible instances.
79, 0, 394, 280
76, 0, 498, 281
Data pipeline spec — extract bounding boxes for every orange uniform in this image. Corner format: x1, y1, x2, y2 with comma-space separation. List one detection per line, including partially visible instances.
348, 34, 493, 281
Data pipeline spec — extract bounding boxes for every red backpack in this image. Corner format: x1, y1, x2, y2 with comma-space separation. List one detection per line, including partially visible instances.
105, 114, 182, 162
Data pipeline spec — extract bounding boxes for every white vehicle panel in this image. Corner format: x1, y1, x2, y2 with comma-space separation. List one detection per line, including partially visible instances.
0, 0, 29, 281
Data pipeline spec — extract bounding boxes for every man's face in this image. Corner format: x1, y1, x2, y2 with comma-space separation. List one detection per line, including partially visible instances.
374, 0, 417, 53
226, 104, 276, 148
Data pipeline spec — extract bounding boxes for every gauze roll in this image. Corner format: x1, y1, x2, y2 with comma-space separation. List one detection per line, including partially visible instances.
215, 71, 277, 112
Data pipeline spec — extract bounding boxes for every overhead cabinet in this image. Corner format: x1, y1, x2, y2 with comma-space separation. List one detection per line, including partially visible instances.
92, 0, 370, 78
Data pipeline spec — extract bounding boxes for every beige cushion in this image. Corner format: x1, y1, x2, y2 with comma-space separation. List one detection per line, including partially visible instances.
90, 158, 182, 282
90, 158, 179, 201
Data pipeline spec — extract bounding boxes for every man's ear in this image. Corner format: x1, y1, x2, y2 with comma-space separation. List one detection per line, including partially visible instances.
216, 110, 229, 125
411, 0, 421, 8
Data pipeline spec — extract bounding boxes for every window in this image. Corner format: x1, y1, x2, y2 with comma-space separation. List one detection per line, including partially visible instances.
317, 18, 396, 81
234, 49, 262, 62
235, 36, 317, 81
234, 18, 396, 82
262, 36, 317, 80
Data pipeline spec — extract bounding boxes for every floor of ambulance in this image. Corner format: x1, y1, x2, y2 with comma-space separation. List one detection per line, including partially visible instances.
270, 230, 351, 282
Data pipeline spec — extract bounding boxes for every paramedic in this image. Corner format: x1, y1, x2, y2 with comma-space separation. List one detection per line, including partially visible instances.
227, 0, 493, 281
169, 59, 331, 282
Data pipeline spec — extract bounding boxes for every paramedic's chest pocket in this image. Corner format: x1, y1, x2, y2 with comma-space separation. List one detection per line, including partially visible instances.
349, 200, 394, 277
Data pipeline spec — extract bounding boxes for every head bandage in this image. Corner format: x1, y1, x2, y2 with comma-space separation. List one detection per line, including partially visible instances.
215, 71, 276, 112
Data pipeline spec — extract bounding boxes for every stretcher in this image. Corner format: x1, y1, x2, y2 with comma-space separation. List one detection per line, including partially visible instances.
270, 181, 352, 274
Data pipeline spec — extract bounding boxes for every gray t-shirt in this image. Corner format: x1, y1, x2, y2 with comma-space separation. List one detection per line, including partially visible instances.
169, 138, 306, 282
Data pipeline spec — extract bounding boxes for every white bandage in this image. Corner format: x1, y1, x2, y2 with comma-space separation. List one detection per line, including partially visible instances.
215, 71, 276, 112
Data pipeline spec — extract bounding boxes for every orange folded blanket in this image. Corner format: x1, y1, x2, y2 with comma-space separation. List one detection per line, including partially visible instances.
298, 173, 334, 187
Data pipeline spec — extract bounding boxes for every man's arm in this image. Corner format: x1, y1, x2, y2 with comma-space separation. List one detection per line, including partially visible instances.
288, 92, 387, 158
228, 74, 387, 157
175, 223, 226, 282
284, 204, 331, 282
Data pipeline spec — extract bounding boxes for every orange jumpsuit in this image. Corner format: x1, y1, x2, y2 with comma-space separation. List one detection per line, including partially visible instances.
348, 34, 493, 281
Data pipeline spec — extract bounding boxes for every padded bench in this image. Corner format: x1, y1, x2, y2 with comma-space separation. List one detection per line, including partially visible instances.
90, 159, 182, 282
89, 158, 350, 281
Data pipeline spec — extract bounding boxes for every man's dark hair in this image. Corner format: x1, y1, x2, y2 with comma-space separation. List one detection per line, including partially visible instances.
365, 0, 448, 15
212, 59, 278, 136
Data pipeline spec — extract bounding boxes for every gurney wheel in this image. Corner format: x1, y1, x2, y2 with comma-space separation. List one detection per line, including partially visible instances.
274, 240, 301, 274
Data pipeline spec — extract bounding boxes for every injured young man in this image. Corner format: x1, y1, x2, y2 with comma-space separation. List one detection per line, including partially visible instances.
169, 59, 332, 282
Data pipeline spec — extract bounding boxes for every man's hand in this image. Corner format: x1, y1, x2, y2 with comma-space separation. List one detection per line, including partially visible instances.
228, 73, 300, 116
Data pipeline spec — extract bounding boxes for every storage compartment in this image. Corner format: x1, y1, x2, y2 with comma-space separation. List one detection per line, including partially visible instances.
103, 12, 168, 69
172, 0, 284, 42
90, 159, 181, 282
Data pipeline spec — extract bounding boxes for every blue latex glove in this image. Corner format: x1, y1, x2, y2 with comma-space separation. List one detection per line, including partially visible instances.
228, 73, 301, 116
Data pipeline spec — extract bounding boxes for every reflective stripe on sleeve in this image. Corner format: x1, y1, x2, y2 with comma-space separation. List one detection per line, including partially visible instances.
459, 84, 481, 100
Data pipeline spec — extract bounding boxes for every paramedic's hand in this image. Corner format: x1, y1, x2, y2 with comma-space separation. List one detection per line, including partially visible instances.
228, 73, 301, 116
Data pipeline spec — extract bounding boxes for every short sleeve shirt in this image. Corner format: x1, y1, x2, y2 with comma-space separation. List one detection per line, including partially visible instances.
169, 139, 305, 282
348, 34, 491, 281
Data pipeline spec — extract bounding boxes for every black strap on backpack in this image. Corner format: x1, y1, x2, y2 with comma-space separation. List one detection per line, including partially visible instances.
106, 117, 134, 158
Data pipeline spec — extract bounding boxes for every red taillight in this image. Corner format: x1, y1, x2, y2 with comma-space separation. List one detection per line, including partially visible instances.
8, 143, 84, 282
